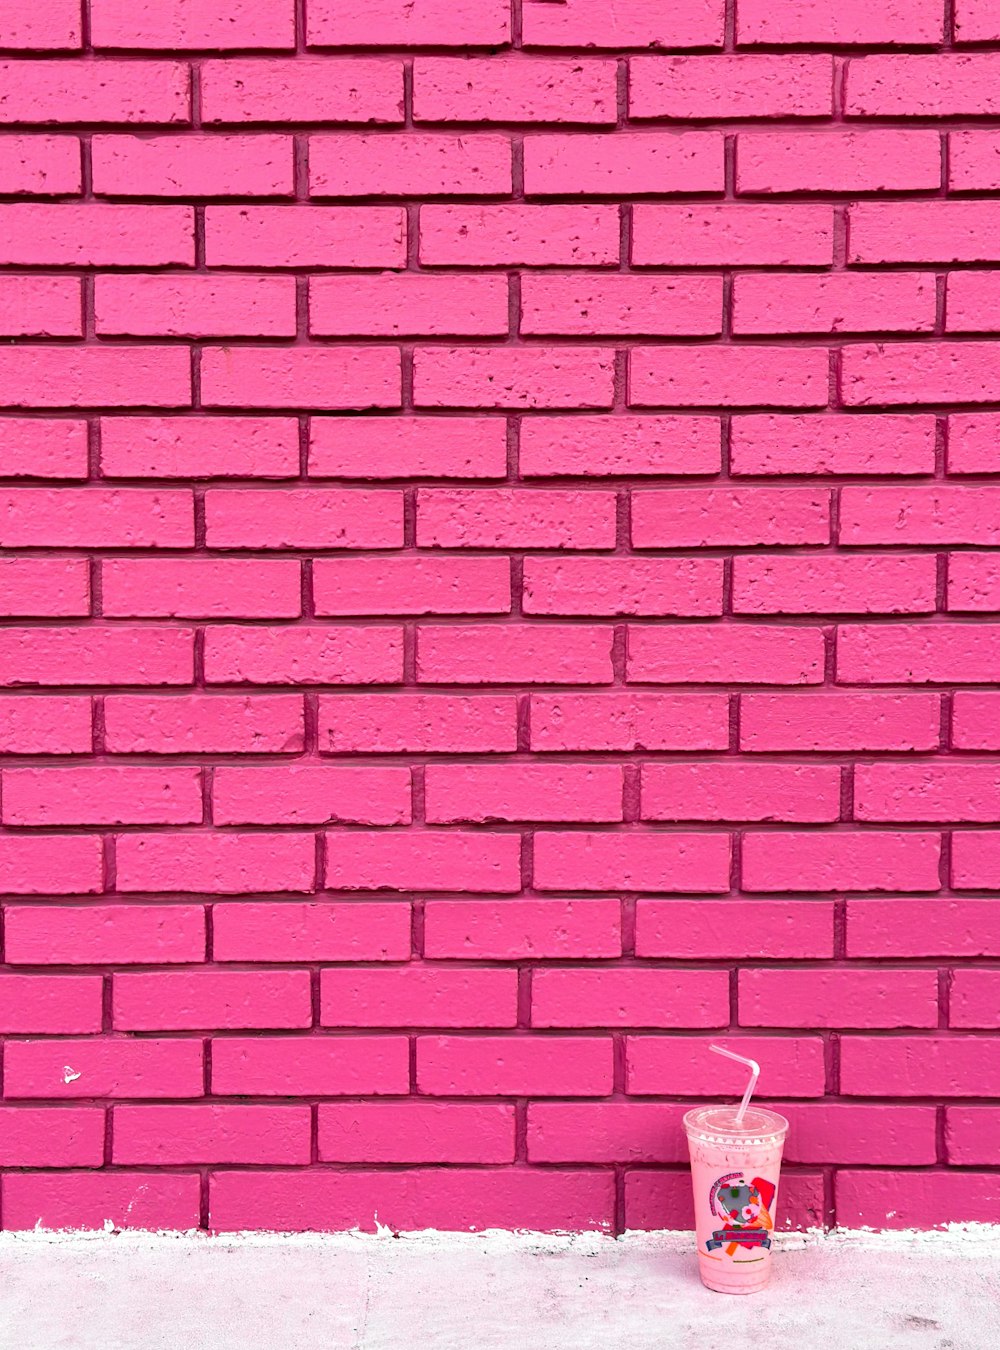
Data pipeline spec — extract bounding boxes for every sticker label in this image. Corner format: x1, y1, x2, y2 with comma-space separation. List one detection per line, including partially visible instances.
706, 1173, 776, 1254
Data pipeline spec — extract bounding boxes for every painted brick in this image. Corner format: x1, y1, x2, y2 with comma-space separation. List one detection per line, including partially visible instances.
3, 1038, 204, 1100
630, 346, 828, 408
522, 557, 723, 617
632, 488, 829, 547
950, 971, 1000, 1029
640, 762, 841, 823
203, 626, 403, 685
414, 347, 615, 410
116, 832, 316, 894
314, 557, 510, 616
201, 59, 404, 124
92, 134, 293, 197
737, 0, 943, 45
624, 1170, 827, 1233
949, 414, 1000, 474
0, 0, 81, 49
417, 1035, 613, 1097
419, 204, 619, 266
952, 832, 1000, 889
520, 416, 722, 477
520, 274, 722, 337
953, 692, 1000, 750
837, 624, 1000, 684
310, 133, 511, 196
732, 554, 936, 615
0, 488, 192, 547
730, 414, 935, 476
423, 899, 622, 960
424, 764, 623, 823
632, 205, 833, 266
533, 831, 731, 893
204, 206, 405, 268
849, 202, 1000, 264
0, 835, 101, 894
309, 417, 508, 479
738, 968, 939, 1028
319, 1103, 515, 1164
630, 55, 834, 120
955, 0, 1000, 42
104, 694, 304, 754
846, 899, 1000, 959
841, 1037, 1000, 1097
114, 970, 312, 1030
521, 0, 724, 50
99, 417, 299, 479
855, 762, 1000, 822
0, 557, 90, 617
0, 975, 102, 1034
627, 1036, 825, 1097
95, 275, 297, 338
737, 131, 940, 193
319, 694, 517, 754
524, 132, 724, 196
4, 905, 205, 965
950, 132, 1000, 191
212, 765, 411, 826
0, 347, 190, 407
0, 205, 193, 266
0, 60, 189, 124
838, 1171, 1000, 1230
740, 692, 941, 752
531, 969, 729, 1029
307, 0, 510, 48
201, 346, 400, 411
948, 273, 1000, 333
0, 137, 80, 195
529, 693, 730, 752
635, 900, 835, 960
212, 902, 411, 963
2, 765, 202, 825
946, 1107, 1000, 1165
732, 273, 935, 335
627, 625, 825, 685
90, 0, 294, 50
845, 55, 1000, 116
113, 1105, 311, 1166
0, 627, 194, 686
211, 1037, 409, 1096
320, 967, 518, 1028
205, 488, 402, 549
413, 57, 617, 125
417, 624, 613, 685
416, 488, 616, 549
0, 1108, 104, 1169
3, 1173, 200, 1232
325, 830, 521, 893
742, 831, 941, 893
0, 696, 92, 754
0, 419, 89, 479
101, 557, 300, 619
310, 275, 507, 338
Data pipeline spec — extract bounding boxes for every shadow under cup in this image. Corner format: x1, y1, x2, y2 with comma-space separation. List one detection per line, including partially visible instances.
683, 1105, 790, 1296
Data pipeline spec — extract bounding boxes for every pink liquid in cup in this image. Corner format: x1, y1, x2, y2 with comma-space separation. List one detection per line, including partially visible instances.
683, 1105, 789, 1295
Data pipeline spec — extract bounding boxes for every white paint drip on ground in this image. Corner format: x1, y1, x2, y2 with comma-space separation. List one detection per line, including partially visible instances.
0, 1227, 994, 1349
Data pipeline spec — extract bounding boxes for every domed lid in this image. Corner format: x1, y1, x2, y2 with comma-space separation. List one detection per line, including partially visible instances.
682, 1105, 788, 1147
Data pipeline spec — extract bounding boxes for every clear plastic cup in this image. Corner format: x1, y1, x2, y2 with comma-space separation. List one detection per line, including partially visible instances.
683, 1105, 789, 1295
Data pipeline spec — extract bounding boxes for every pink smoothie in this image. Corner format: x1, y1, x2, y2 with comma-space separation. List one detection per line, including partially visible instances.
683, 1105, 789, 1295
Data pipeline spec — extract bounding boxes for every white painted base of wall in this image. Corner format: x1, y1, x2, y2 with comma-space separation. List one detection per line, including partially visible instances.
0, 1227, 993, 1349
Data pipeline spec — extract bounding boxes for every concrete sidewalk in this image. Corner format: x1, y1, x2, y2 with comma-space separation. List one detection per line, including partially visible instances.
0, 1227, 991, 1349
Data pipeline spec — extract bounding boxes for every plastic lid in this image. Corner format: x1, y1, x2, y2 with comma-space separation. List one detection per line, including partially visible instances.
682, 1105, 789, 1148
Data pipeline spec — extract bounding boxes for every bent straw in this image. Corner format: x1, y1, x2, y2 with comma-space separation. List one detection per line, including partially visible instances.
709, 1044, 760, 1125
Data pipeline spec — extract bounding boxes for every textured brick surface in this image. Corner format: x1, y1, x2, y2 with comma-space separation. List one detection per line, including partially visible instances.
0, 0, 994, 1238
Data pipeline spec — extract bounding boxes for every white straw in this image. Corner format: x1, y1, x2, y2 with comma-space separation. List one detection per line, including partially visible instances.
709, 1044, 760, 1125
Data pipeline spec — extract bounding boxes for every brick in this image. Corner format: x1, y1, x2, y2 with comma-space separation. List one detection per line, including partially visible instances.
742, 831, 941, 893
520, 416, 722, 476
416, 488, 616, 549
948, 272, 1000, 333
628, 624, 825, 685
956, 0, 1000, 42
309, 417, 507, 479
310, 274, 507, 338
310, 133, 511, 196
325, 830, 521, 893
737, 131, 940, 193
420, 204, 619, 266
0, 348, 190, 408
849, 203, 1000, 264
211, 1169, 613, 1234
740, 692, 941, 752
522, 0, 723, 49
3, 1038, 203, 1100
201, 59, 404, 124
627, 1035, 825, 1097
732, 554, 936, 615
102, 557, 300, 619
730, 414, 935, 476
532, 968, 729, 1029
93, 134, 292, 197
530, 693, 729, 751
624, 1169, 827, 1233
841, 1036, 1000, 1097
632, 205, 833, 266
739, 967, 938, 1029
845, 55, 1000, 117
320, 967, 518, 1028
417, 1035, 613, 1097
521, 274, 722, 337
313, 557, 510, 616
96, 274, 296, 338
0, 488, 192, 547
737, 0, 943, 44
641, 762, 841, 823
847, 899, 1000, 958
0, 1108, 104, 1168
524, 131, 723, 196
213, 763, 411, 826
855, 762, 1000, 822
0, 557, 89, 617
413, 57, 617, 125
838, 1171, 1000, 1230
424, 764, 623, 823
319, 1103, 515, 1164
211, 1036, 409, 1096
950, 971, 1000, 1029
533, 831, 730, 893
0, 136, 81, 195
0, 696, 92, 754
522, 557, 723, 617
307, 0, 510, 47
778, 1104, 937, 1166
952, 831, 1000, 889
0, 975, 102, 1034
946, 1107, 1000, 1164
949, 131, 1000, 190
635, 899, 835, 960
205, 205, 405, 268
2, 1173, 200, 1232
0, 419, 88, 479
415, 347, 614, 410
100, 416, 299, 479
205, 488, 402, 549
417, 624, 613, 685
0, 627, 193, 686
838, 624, 1000, 684
843, 343, 1000, 407
319, 694, 517, 753
116, 832, 315, 894
0, 835, 101, 894
949, 413, 1000, 474
114, 970, 311, 1030
3, 765, 201, 825
629, 346, 828, 408
630, 55, 833, 120
204, 626, 403, 685
0, 275, 82, 336
632, 488, 829, 547
201, 347, 400, 411
527, 1103, 686, 1164
423, 899, 622, 960
213, 901, 410, 962
90, 0, 294, 49
0, 60, 189, 124
104, 694, 303, 754
953, 692, 1000, 749
0, 0, 81, 48
733, 273, 935, 335
0, 205, 192, 266
113, 1105, 310, 1166
5, 905, 205, 965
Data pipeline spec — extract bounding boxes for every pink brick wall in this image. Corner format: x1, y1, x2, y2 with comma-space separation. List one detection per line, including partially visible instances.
0, 0, 998, 1235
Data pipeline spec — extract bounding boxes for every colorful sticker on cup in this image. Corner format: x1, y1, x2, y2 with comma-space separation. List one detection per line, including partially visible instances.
706, 1173, 776, 1255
